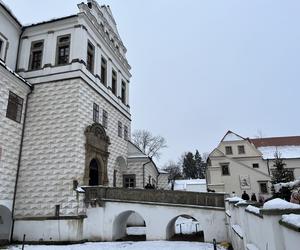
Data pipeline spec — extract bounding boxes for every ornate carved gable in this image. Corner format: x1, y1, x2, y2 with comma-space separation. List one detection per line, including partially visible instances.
85, 123, 110, 153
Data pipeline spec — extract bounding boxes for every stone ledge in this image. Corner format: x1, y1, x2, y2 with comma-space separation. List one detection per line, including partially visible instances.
14, 215, 87, 221
245, 209, 263, 218
260, 208, 300, 216
279, 219, 300, 232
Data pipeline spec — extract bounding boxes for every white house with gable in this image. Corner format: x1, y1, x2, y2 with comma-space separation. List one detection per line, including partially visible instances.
207, 130, 300, 199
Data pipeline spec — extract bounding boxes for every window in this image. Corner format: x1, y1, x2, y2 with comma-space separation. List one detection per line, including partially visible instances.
102, 109, 108, 128
118, 121, 122, 137
225, 146, 233, 155
6, 91, 23, 123
87, 41, 95, 73
105, 31, 110, 38
253, 163, 259, 168
29, 40, 44, 70
113, 170, 117, 187
259, 182, 268, 194
124, 125, 128, 141
121, 80, 126, 104
101, 57, 107, 86
221, 164, 230, 176
112, 69, 117, 95
0, 39, 3, 58
56, 35, 70, 65
93, 103, 99, 123
123, 174, 135, 188
238, 145, 245, 154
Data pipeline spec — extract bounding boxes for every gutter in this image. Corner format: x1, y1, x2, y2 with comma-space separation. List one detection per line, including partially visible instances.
142, 160, 152, 188
10, 86, 34, 243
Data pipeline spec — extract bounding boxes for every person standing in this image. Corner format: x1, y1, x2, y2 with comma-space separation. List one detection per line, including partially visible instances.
242, 191, 250, 200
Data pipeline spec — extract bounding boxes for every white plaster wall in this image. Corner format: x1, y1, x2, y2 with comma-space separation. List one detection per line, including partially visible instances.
83, 201, 227, 242
0, 6, 21, 69
0, 67, 30, 210
13, 219, 84, 242
158, 173, 170, 190
282, 226, 300, 250
125, 159, 145, 188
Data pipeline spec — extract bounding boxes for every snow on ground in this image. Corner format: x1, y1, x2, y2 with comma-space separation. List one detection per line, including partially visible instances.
282, 214, 300, 227
263, 198, 300, 210
8, 241, 226, 250
246, 205, 260, 215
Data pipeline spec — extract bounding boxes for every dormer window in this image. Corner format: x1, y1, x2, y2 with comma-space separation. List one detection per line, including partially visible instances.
116, 44, 119, 51
111, 38, 114, 45
100, 23, 104, 30
29, 40, 44, 70
105, 31, 109, 38
56, 35, 70, 65
238, 145, 245, 154
86, 41, 95, 73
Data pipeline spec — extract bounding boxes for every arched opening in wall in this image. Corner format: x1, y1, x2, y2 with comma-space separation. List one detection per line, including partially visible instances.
89, 158, 100, 186
113, 210, 146, 241
166, 215, 204, 242
0, 205, 12, 245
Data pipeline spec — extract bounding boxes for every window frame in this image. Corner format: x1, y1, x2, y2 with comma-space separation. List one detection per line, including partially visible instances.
112, 69, 117, 95
93, 103, 99, 123
124, 125, 128, 141
6, 91, 24, 123
123, 174, 136, 188
225, 146, 233, 155
221, 163, 230, 176
258, 182, 268, 194
118, 121, 122, 138
102, 109, 108, 128
86, 41, 95, 73
56, 34, 71, 66
101, 56, 107, 86
238, 145, 245, 154
252, 163, 259, 168
121, 80, 126, 104
29, 40, 44, 70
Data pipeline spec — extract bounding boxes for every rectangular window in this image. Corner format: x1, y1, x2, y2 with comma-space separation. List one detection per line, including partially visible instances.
6, 91, 24, 123
0, 39, 3, 58
101, 57, 107, 86
113, 170, 117, 187
87, 41, 95, 73
56, 35, 70, 65
253, 163, 259, 168
225, 146, 233, 155
221, 164, 230, 176
93, 103, 99, 123
29, 40, 44, 70
102, 109, 108, 128
124, 125, 128, 141
238, 145, 245, 154
121, 80, 126, 104
123, 174, 135, 188
259, 182, 268, 194
112, 69, 117, 95
118, 121, 122, 137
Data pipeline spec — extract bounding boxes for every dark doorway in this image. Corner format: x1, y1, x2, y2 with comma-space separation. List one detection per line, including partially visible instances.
89, 159, 99, 186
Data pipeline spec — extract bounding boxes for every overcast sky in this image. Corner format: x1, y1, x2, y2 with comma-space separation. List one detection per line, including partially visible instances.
7, 0, 300, 167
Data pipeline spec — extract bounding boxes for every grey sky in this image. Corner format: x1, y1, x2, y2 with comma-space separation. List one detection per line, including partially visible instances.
7, 0, 300, 167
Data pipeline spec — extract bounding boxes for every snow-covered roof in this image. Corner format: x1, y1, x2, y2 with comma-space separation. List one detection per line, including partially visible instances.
0, 60, 32, 88
258, 146, 300, 159
0, 0, 22, 26
263, 198, 300, 210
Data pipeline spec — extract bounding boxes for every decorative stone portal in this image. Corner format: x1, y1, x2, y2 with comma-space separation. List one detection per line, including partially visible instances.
84, 123, 110, 186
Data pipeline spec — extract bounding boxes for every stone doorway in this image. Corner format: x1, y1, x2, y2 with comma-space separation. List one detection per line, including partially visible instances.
84, 123, 110, 186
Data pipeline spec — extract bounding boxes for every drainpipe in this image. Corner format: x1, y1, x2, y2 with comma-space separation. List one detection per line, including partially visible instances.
10, 86, 34, 243
15, 27, 24, 72
142, 160, 151, 188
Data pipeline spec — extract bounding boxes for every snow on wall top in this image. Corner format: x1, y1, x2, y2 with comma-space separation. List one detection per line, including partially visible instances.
263, 198, 300, 210
0, 0, 21, 26
257, 146, 300, 159
282, 214, 300, 228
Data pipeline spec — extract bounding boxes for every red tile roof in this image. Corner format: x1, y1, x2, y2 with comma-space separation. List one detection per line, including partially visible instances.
250, 136, 300, 147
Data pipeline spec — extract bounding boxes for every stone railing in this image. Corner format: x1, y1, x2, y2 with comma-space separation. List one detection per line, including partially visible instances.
82, 186, 226, 208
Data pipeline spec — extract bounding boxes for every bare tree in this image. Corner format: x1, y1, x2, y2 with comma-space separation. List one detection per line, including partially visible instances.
132, 129, 167, 159
163, 161, 182, 190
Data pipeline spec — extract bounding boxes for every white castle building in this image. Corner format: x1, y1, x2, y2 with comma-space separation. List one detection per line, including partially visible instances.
0, 0, 167, 244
